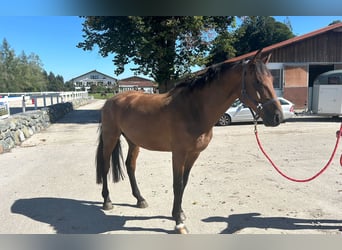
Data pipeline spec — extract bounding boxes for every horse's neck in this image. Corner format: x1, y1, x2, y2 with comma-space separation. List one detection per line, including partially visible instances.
197, 67, 242, 129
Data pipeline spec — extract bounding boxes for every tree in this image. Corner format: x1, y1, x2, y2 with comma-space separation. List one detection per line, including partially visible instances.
199, 16, 295, 66
0, 38, 50, 92
46, 72, 65, 91
77, 16, 235, 92
233, 17, 294, 56
203, 31, 237, 67
64, 80, 74, 91
0, 39, 17, 91
329, 20, 342, 25
17, 52, 47, 92
27, 53, 47, 91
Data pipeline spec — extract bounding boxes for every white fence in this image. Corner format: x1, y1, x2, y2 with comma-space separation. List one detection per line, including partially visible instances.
0, 91, 88, 119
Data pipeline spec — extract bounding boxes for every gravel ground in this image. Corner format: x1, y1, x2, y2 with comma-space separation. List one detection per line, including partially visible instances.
1, 100, 342, 234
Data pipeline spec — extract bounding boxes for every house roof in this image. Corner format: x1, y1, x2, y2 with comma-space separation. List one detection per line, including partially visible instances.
226, 22, 342, 63
70, 70, 117, 82
118, 76, 156, 87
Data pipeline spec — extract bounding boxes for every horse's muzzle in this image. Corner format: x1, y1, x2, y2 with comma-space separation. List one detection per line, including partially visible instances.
263, 109, 283, 127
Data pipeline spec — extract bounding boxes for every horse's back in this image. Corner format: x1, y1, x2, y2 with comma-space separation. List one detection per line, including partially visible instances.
106, 91, 169, 113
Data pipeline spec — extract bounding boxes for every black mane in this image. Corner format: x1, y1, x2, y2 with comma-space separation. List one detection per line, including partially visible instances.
173, 61, 237, 92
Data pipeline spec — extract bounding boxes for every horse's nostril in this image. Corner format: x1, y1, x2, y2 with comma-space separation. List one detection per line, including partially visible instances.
274, 112, 282, 125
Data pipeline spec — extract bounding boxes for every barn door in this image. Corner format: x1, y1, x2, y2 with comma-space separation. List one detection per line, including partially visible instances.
283, 64, 308, 109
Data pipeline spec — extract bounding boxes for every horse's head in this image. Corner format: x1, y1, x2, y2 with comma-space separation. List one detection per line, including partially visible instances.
239, 49, 283, 127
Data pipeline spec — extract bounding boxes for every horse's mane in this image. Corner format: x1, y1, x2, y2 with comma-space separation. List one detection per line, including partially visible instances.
171, 61, 237, 93
168, 57, 269, 95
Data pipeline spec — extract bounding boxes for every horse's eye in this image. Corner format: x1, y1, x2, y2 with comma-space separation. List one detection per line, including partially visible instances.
254, 81, 262, 88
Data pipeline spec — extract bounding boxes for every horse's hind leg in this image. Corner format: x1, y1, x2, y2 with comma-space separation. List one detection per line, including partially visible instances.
101, 174, 113, 210
101, 138, 118, 210
97, 126, 121, 210
125, 138, 148, 208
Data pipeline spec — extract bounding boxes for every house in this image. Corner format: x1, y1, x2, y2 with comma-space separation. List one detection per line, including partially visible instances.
69, 70, 118, 91
118, 76, 157, 94
226, 22, 342, 109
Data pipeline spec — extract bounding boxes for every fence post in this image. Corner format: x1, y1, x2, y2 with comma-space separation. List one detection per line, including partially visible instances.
6, 95, 10, 116
22, 95, 26, 113
34, 97, 38, 110
43, 94, 46, 107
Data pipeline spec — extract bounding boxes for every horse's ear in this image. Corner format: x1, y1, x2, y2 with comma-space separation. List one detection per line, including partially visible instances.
252, 49, 263, 63
262, 53, 272, 64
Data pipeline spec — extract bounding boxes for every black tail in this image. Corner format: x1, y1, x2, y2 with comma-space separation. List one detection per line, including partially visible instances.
96, 126, 105, 184
96, 126, 125, 184
111, 139, 125, 182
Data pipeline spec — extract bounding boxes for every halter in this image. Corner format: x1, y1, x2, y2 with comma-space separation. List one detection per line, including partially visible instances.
240, 62, 278, 121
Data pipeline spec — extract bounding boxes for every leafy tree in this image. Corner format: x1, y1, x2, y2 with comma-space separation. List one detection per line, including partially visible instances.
203, 31, 237, 67
0, 39, 47, 92
77, 16, 235, 92
0, 38, 66, 92
27, 53, 47, 91
46, 71, 65, 91
64, 80, 75, 91
17, 52, 47, 91
0, 38, 17, 91
233, 16, 295, 56
183, 16, 295, 67
329, 20, 342, 25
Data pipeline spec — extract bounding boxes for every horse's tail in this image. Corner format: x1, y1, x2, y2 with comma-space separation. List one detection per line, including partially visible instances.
111, 138, 125, 183
96, 125, 124, 184
96, 125, 105, 184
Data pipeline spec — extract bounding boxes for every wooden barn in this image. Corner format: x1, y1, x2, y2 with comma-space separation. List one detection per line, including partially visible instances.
228, 22, 342, 110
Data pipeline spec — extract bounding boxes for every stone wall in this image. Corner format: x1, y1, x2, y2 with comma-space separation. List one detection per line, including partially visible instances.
0, 98, 93, 154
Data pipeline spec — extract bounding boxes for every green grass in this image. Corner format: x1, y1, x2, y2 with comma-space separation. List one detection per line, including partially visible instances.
89, 93, 116, 99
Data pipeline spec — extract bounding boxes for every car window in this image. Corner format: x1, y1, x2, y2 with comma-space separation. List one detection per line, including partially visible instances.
231, 99, 241, 107
279, 99, 288, 105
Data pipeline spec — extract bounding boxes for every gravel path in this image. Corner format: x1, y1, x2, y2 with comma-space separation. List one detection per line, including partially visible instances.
1, 100, 342, 234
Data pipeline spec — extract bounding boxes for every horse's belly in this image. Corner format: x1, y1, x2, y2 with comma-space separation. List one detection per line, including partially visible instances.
123, 128, 172, 152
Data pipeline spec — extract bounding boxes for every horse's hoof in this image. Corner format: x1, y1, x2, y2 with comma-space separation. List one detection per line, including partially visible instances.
175, 223, 189, 234
103, 202, 113, 210
137, 200, 148, 208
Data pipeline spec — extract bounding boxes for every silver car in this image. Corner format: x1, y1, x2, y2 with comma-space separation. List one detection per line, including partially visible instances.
217, 97, 295, 126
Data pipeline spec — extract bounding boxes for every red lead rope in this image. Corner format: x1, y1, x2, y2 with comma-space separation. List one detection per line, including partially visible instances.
254, 122, 342, 183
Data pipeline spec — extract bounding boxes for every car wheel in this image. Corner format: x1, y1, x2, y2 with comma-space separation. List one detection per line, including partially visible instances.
217, 114, 231, 126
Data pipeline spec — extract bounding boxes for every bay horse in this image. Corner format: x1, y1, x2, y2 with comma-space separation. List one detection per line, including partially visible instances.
95, 49, 283, 233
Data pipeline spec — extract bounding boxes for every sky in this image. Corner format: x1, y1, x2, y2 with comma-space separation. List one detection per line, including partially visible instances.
1, 16, 342, 82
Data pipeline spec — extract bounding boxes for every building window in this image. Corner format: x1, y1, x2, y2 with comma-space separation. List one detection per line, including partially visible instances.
270, 69, 283, 89
90, 74, 99, 80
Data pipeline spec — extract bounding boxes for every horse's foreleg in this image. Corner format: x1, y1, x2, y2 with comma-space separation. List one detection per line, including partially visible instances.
171, 151, 189, 233
126, 140, 148, 208
183, 152, 200, 188
171, 151, 200, 234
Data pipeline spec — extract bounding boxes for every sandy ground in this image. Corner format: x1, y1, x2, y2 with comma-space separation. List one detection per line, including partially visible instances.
0, 99, 342, 234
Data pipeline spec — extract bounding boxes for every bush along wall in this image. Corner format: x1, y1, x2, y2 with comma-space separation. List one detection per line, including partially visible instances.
0, 98, 92, 153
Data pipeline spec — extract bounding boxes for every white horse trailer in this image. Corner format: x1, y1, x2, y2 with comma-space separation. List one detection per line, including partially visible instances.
312, 70, 342, 117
